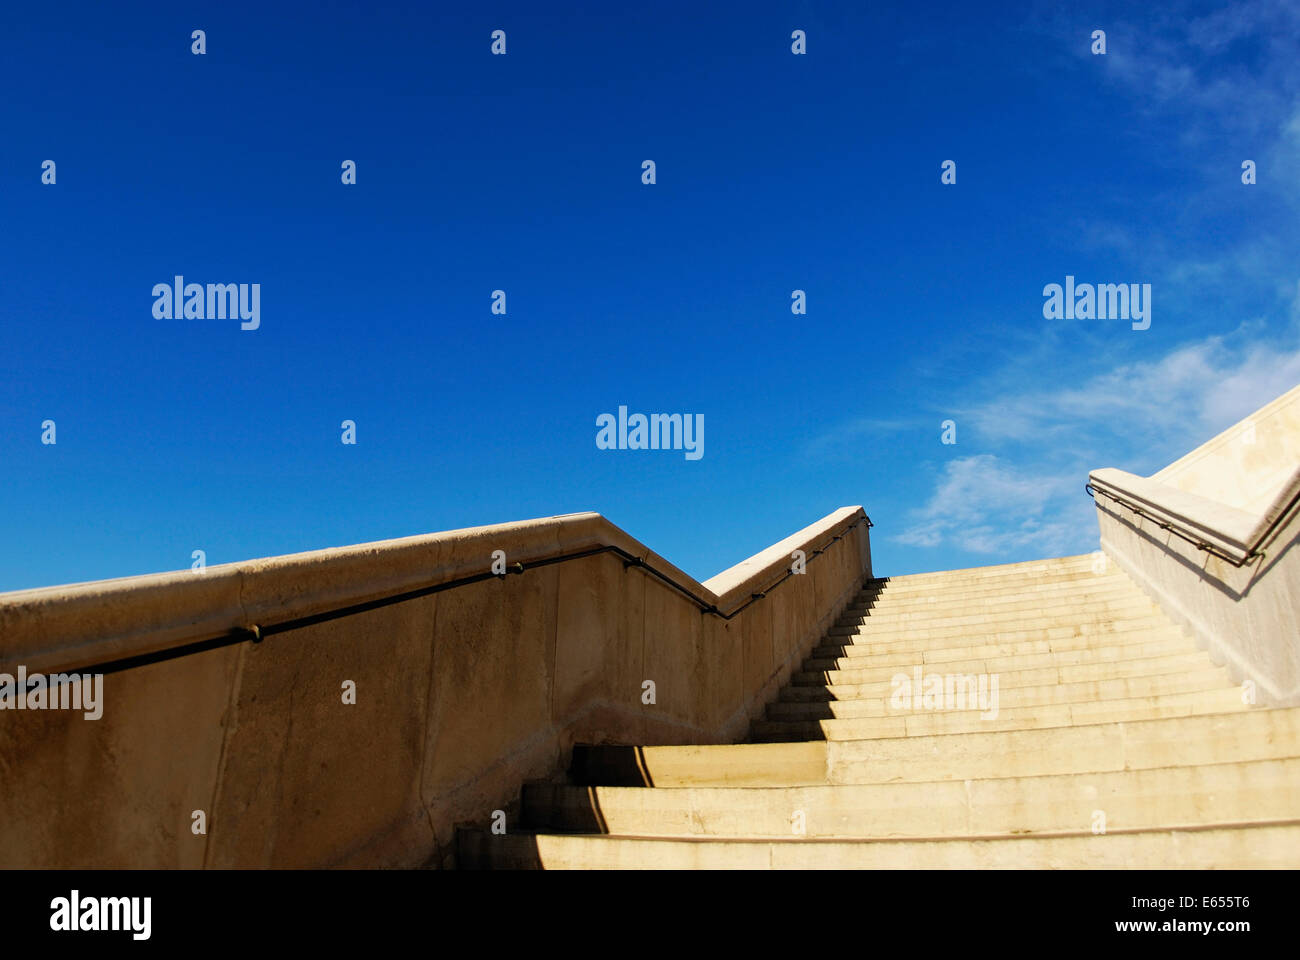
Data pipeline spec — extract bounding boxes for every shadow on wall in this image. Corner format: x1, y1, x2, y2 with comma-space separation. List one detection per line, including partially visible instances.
1096, 498, 1300, 602
0, 507, 873, 868
1091, 384, 1300, 706
452, 574, 909, 868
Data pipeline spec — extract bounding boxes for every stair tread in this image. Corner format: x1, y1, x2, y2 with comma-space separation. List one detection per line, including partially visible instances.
457, 822, 1300, 869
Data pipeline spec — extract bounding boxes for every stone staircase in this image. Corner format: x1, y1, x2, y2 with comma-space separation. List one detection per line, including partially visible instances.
457, 553, 1300, 868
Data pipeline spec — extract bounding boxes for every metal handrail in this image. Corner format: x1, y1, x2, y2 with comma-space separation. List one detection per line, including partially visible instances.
1085, 481, 1298, 568
40, 515, 873, 679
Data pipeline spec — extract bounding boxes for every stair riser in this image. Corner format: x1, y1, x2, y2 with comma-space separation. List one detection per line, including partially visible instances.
828, 609, 1165, 642
828, 612, 1172, 640
569, 708, 1300, 787
782, 653, 1216, 699
823, 621, 1178, 654
827, 708, 1300, 783
767, 669, 1231, 720
835, 596, 1155, 629
457, 823, 1300, 869
801, 636, 1195, 674
869, 556, 1099, 587
751, 690, 1248, 742
843, 584, 1140, 616
794, 639, 1200, 685
811, 625, 1181, 662
860, 568, 1122, 598
865, 571, 1107, 597
522, 758, 1300, 839
570, 742, 830, 787
846, 578, 1134, 609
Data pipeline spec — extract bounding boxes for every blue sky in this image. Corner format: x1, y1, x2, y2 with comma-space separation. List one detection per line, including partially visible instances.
2, 0, 1298, 591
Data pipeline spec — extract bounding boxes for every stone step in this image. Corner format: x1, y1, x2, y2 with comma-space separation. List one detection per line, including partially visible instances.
867, 555, 1098, 588
522, 757, 1300, 839
834, 594, 1155, 630
800, 633, 1196, 676
826, 612, 1176, 644
862, 562, 1105, 595
845, 576, 1135, 609
461, 538, 1297, 871
795, 636, 1196, 684
811, 621, 1181, 661
828, 609, 1167, 644
572, 708, 1300, 787
821, 620, 1180, 655
456, 821, 1300, 869
750, 689, 1248, 742
780, 651, 1217, 700
766, 667, 1231, 720
839, 591, 1142, 624
570, 741, 832, 788
859, 565, 1118, 598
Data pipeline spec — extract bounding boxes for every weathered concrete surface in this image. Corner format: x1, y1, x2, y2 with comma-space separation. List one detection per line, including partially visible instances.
0, 647, 240, 868
0, 507, 871, 868
1091, 384, 1300, 705
461, 557, 1300, 868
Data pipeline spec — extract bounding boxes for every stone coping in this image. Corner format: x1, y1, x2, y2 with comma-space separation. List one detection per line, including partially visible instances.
1089, 467, 1300, 563
0, 506, 868, 677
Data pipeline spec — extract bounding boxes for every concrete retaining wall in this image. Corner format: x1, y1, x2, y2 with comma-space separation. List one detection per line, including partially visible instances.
0, 507, 872, 868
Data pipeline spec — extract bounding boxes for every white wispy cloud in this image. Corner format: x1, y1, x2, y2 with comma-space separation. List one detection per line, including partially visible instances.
1087, 0, 1300, 131
799, 416, 919, 460
896, 333, 1300, 555
967, 335, 1300, 453
894, 454, 1090, 556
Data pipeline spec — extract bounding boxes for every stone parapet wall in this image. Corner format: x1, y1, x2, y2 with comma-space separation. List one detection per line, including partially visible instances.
0, 507, 872, 868
1091, 386, 1300, 708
